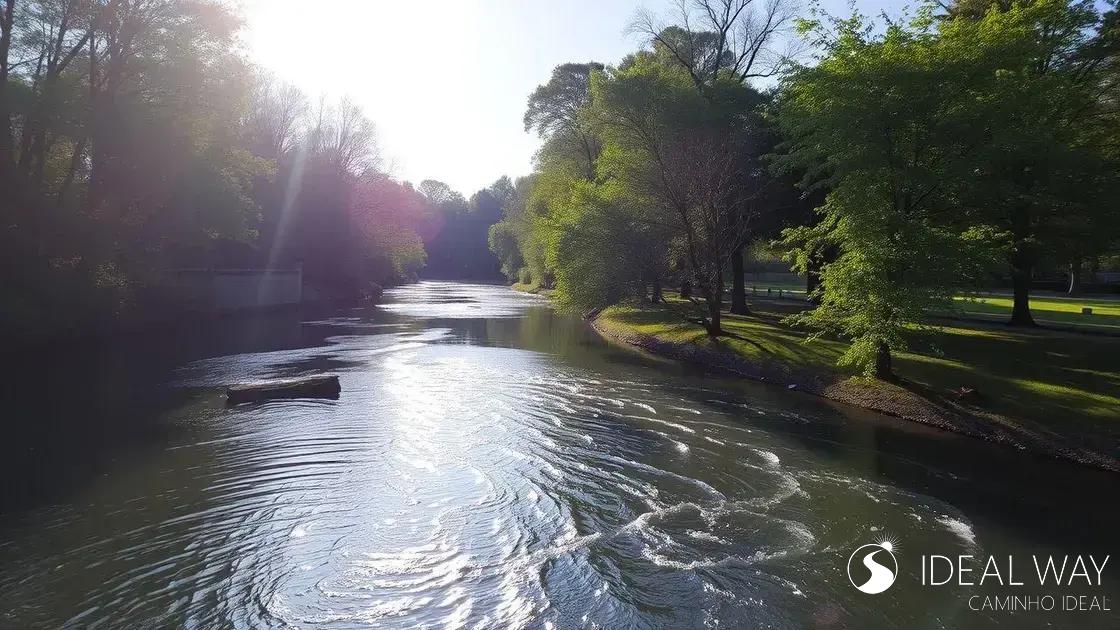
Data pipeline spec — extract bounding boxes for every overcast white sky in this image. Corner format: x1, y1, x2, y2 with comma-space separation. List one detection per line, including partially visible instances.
239, 0, 909, 195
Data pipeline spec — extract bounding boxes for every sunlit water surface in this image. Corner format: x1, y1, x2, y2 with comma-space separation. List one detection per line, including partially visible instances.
1, 282, 1116, 628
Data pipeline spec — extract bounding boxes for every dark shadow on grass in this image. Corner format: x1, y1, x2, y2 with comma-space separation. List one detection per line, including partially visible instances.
711, 329, 772, 354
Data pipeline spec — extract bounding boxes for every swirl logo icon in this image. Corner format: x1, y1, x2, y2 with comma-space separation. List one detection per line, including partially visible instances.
847, 541, 899, 594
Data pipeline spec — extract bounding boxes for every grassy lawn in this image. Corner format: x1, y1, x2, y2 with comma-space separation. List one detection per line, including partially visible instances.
741, 284, 1120, 330
952, 295, 1120, 329
600, 298, 1120, 442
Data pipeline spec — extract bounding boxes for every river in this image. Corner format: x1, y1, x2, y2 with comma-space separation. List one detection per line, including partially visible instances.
0, 282, 1116, 628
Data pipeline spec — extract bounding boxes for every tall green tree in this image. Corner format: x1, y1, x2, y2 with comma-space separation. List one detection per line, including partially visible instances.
549, 179, 670, 309
590, 54, 760, 334
524, 62, 604, 181
945, 0, 1120, 323
775, 9, 1002, 377
633, 0, 797, 315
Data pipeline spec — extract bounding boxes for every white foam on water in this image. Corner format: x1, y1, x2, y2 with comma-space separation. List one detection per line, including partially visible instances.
602, 456, 724, 500
642, 548, 734, 570
936, 515, 977, 547
751, 448, 781, 468
622, 414, 697, 434
686, 530, 732, 545
621, 502, 703, 534
668, 406, 703, 415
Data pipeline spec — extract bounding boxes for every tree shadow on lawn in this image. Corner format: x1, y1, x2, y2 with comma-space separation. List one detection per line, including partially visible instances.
895, 324, 1120, 448
615, 301, 780, 355
709, 327, 773, 354
609, 299, 1120, 434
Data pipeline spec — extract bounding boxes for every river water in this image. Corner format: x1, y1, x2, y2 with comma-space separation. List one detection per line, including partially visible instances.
0, 282, 1116, 628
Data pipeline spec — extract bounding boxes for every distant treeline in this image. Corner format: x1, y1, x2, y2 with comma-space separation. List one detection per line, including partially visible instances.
488, 0, 1120, 377
0, 0, 508, 338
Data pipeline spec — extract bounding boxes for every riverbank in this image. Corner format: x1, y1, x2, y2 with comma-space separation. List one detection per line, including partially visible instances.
511, 281, 555, 297
8, 281, 1119, 628
583, 297, 1120, 472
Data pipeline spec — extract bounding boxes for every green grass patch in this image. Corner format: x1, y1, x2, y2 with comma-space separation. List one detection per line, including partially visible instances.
601, 299, 845, 369
953, 295, 1120, 328
512, 281, 542, 294
599, 298, 1120, 441
512, 282, 555, 298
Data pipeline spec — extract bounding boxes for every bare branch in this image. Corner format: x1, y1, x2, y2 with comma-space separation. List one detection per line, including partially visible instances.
631, 0, 798, 89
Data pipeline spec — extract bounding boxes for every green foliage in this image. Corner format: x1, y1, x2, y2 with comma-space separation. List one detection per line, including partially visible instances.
380, 232, 427, 281
774, 0, 1120, 374
0, 1, 440, 336
588, 53, 765, 332
775, 6, 1009, 375
423, 176, 509, 280
944, 0, 1120, 278
549, 180, 668, 310
781, 180, 1002, 374
488, 220, 523, 281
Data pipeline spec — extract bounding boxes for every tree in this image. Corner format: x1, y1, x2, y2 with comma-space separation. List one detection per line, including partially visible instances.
524, 62, 604, 180
0, 0, 278, 335
350, 175, 428, 283
418, 179, 457, 206
488, 174, 546, 285
0, 0, 18, 172
488, 220, 523, 281
242, 73, 308, 160
946, 0, 1120, 324
511, 62, 610, 290
256, 96, 431, 293
632, 0, 797, 91
590, 54, 762, 334
774, 9, 1002, 378
550, 179, 671, 309
307, 96, 379, 175
422, 177, 508, 280
632, 0, 797, 315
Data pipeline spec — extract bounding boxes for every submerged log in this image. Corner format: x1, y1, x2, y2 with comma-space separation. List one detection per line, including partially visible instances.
227, 375, 341, 404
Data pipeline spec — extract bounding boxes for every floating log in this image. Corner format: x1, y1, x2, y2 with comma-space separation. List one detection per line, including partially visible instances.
227, 375, 341, 404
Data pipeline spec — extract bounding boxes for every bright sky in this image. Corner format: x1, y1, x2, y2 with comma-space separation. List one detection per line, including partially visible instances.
240, 0, 908, 195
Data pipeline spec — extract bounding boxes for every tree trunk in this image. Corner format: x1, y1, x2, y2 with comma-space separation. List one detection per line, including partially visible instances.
56, 135, 87, 207
874, 341, 892, 380
1009, 263, 1036, 326
730, 245, 748, 315
707, 296, 721, 336
707, 275, 723, 336
651, 278, 663, 303
1067, 259, 1081, 296
29, 129, 49, 186
0, 0, 14, 171
1007, 207, 1036, 327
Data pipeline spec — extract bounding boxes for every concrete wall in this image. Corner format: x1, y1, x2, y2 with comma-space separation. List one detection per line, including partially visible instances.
164, 268, 302, 312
